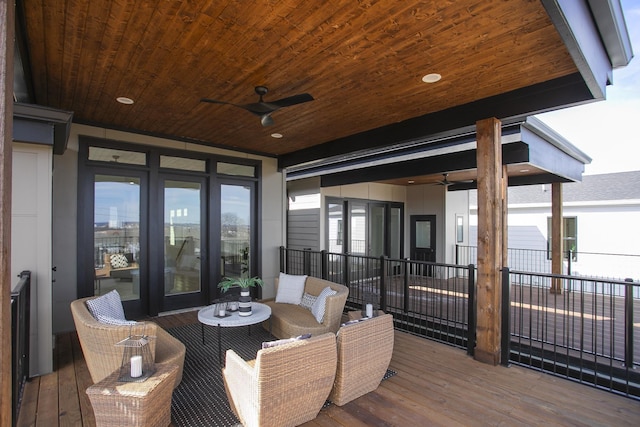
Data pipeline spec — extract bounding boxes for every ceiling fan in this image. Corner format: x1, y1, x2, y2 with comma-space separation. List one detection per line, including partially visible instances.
435, 173, 474, 187
200, 86, 314, 127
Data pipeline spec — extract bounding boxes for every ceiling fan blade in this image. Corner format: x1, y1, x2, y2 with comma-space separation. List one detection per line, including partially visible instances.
241, 102, 278, 116
201, 88, 313, 125
202, 98, 274, 116
270, 93, 314, 108
200, 98, 238, 107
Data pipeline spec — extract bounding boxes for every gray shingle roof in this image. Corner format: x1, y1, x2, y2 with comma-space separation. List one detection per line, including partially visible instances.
469, 171, 640, 205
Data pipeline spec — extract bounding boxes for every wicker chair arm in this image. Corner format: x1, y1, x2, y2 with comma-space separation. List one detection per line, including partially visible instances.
223, 350, 258, 426
321, 289, 349, 331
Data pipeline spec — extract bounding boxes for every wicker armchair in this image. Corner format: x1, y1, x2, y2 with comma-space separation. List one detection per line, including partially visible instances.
263, 276, 349, 339
70, 296, 185, 388
329, 313, 394, 406
222, 333, 337, 427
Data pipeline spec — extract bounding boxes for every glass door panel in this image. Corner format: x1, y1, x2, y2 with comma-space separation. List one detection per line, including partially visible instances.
94, 175, 141, 301
411, 215, 436, 276
350, 203, 367, 254
390, 207, 401, 259
327, 202, 344, 253
220, 184, 252, 280
164, 180, 202, 296
389, 206, 402, 275
369, 204, 385, 257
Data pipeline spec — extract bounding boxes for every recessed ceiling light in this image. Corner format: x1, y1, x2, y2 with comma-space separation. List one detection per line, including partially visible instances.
116, 97, 134, 104
271, 133, 283, 139
519, 169, 530, 173
408, 180, 415, 184
421, 73, 442, 83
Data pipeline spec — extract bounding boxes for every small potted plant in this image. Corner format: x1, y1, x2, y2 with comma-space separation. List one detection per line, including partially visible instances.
217, 276, 264, 293
218, 276, 263, 317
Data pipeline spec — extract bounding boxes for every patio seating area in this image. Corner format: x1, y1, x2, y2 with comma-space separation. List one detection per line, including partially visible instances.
16, 309, 640, 426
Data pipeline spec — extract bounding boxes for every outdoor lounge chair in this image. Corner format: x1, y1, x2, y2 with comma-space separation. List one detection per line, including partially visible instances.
329, 313, 394, 405
70, 296, 185, 388
222, 332, 337, 427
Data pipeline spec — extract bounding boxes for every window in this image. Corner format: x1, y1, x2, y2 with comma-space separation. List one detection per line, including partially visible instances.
325, 197, 403, 258
456, 214, 464, 243
89, 147, 147, 165
217, 162, 255, 177
160, 155, 206, 172
547, 216, 577, 261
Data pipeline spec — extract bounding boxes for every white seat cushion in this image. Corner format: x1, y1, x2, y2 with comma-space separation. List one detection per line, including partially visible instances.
275, 273, 307, 305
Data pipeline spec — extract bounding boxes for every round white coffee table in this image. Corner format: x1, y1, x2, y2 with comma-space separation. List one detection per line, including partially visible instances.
198, 302, 272, 364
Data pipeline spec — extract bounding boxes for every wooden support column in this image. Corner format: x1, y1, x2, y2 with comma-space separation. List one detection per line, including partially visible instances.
0, 0, 15, 425
475, 117, 504, 365
551, 182, 563, 293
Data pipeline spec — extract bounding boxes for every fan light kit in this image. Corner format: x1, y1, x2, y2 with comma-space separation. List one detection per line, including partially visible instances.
201, 86, 314, 127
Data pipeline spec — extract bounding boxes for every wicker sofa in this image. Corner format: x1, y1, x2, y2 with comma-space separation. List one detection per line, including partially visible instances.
223, 332, 337, 427
262, 276, 349, 339
329, 313, 395, 405
70, 296, 185, 388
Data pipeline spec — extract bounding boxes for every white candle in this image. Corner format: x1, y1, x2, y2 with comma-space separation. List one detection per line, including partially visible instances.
366, 304, 373, 318
130, 355, 143, 378
219, 308, 226, 316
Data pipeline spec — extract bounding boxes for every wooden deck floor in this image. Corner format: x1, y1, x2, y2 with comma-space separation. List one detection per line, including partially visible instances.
17, 310, 640, 427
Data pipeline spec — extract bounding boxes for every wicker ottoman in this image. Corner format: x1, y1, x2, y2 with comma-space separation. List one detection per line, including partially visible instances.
86, 363, 178, 427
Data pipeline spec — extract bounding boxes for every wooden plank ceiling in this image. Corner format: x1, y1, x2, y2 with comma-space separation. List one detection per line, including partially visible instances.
18, 0, 577, 161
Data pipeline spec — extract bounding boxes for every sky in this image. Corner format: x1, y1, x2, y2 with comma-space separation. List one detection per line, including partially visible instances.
536, 0, 639, 176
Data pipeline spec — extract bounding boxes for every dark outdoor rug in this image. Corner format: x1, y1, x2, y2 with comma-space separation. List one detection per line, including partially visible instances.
167, 322, 396, 427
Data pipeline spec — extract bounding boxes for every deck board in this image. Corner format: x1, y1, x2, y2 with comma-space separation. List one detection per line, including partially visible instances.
17, 310, 640, 427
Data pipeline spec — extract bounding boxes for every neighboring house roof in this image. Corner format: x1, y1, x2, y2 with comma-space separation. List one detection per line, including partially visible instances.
469, 171, 640, 206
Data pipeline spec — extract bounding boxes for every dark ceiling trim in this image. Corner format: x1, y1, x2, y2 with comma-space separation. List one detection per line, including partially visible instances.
319, 143, 531, 188
279, 73, 591, 170
449, 172, 574, 192
13, 103, 73, 154
287, 124, 523, 180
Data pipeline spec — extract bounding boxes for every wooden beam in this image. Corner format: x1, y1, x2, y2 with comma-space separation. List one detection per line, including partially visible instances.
475, 117, 503, 365
0, 0, 15, 425
551, 182, 563, 293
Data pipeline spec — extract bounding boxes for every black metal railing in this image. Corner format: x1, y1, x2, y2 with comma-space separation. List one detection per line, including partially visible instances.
280, 247, 640, 399
279, 247, 476, 353
11, 271, 31, 426
503, 269, 640, 398
457, 245, 640, 289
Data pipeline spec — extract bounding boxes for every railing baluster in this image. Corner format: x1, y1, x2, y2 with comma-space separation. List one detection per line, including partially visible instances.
501, 267, 511, 366
625, 278, 634, 369
467, 264, 476, 356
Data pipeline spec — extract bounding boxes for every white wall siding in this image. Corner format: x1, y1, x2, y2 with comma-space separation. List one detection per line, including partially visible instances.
12, 143, 53, 376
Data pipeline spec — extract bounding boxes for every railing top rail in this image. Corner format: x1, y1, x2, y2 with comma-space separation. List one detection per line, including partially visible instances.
458, 244, 640, 259
506, 268, 639, 286
11, 270, 31, 296
286, 248, 473, 270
